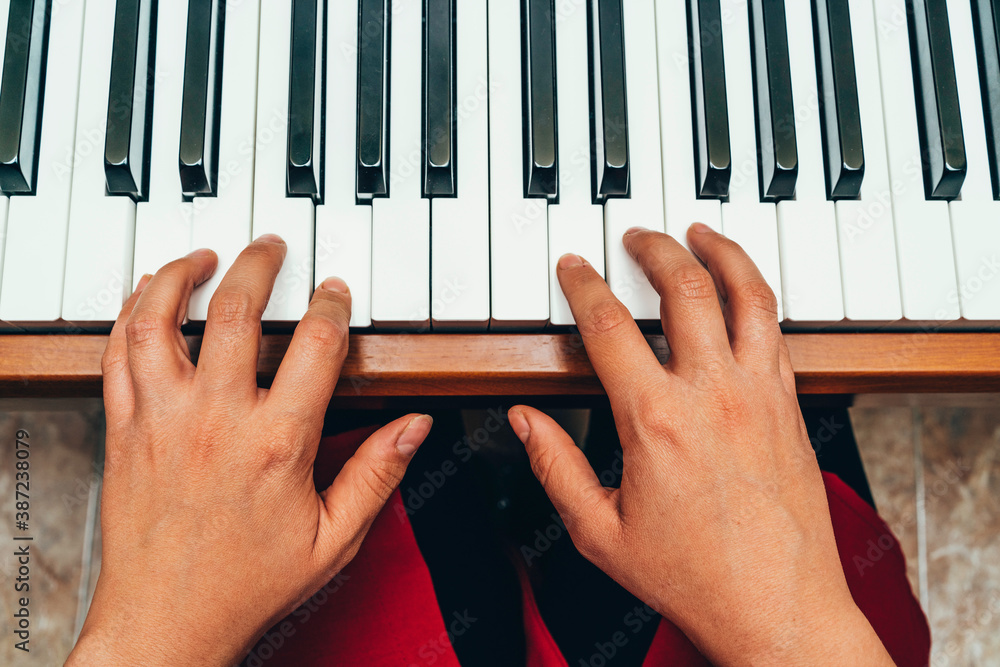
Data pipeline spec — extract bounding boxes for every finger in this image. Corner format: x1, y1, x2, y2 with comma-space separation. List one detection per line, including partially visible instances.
102, 274, 152, 423
316, 414, 432, 565
623, 228, 733, 371
126, 250, 217, 394
685, 223, 783, 370
510, 407, 619, 558
266, 277, 352, 428
556, 254, 665, 400
197, 235, 286, 396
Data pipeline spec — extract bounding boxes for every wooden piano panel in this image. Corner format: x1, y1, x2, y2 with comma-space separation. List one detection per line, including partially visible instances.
0, 333, 998, 398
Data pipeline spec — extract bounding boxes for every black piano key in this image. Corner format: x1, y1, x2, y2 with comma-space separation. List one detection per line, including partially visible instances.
748, 0, 797, 202
813, 0, 864, 199
105, 0, 156, 200
287, 0, 323, 198
423, 0, 455, 197
972, 0, 1000, 199
179, 0, 224, 197
590, 0, 629, 201
906, 0, 966, 200
523, 0, 558, 200
0, 0, 50, 195
357, 0, 388, 199
688, 0, 731, 199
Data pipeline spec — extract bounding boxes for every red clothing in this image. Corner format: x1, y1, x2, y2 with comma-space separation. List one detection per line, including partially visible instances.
246, 428, 930, 667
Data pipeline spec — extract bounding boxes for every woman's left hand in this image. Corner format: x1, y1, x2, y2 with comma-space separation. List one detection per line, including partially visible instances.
67, 236, 432, 666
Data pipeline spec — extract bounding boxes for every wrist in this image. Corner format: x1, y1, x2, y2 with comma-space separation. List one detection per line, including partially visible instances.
68, 606, 246, 667
725, 600, 895, 667
67, 627, 175, 667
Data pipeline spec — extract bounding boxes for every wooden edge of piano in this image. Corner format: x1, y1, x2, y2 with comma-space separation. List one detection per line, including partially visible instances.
1, 333, 998, 402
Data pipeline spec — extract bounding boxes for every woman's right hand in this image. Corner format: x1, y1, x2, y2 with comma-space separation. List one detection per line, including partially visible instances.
510, 225, 895, 666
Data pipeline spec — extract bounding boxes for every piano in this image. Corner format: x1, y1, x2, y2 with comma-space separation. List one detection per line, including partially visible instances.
0, 0, 998, 400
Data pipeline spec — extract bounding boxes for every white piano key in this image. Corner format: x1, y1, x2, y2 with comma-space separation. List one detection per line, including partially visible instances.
488, 0, 548, 328
371, 0, 430, 329
63, 0, 138, 326
775, 0, 844, 325
430, 0, 490, 330
719, 0, 783, 321
315, 0, 372, 328
133, 0, 195, 284
833, 0, 902, 324
873, 0, 960, 323
188, 0, 261, 320
316, 205, 372, 327
0, 197, 8, 329
0, 0, 86, 325
946, 0, 1000, 323
604, 0, 664, 322
548, 0, 605, 326
252, 0, 314, 321
655, 0, 722, 247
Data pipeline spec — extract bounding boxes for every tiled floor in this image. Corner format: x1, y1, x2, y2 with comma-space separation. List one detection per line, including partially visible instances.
0, 400, 104, 666
1, 398, 998, 665
852, 399, 1000, 667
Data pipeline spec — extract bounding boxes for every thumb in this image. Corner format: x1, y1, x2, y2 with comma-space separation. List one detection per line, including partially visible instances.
315, 414, 432, 564
509, 407, 619, 554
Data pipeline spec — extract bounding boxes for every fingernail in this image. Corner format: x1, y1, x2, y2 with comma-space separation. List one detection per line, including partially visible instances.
255, 233, 285, 245
187, 247, 214, 258
625, 226, 648, 236
320, 277, 349, 294
396, 415, 433, 457
135, 274, 153, 292
690, 222, 713, 234
508, 409, 531, 443
558, 253, 586, 270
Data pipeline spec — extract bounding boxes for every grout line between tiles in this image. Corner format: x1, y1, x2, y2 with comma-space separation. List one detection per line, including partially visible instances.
73, 422, 105, 640
913, 406, 929, 609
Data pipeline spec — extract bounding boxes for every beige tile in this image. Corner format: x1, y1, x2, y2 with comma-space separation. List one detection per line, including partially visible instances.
922, 407, 1000, 667
853, 393, 1000, 409
850, 406, 921, 597
0, 401, 104, 665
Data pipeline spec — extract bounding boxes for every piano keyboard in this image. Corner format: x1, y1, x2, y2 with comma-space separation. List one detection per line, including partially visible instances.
0, 0, 998, 333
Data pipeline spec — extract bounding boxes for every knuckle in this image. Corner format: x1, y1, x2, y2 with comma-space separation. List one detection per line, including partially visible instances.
668, 266, 716, 302
737, 279, 779, 317
124, 316, 165, 348
580, 298, 631, 336
708, 387, 753, 423
298, 313, 348, 351
529, 443, 568, 490
208, 288, 258, 327
633, 392, 665, 423
101, 348, 129, 376
778, 345, 797, 391
356, 460, 401, 503
253, 441, 297, 472
638, 413, 674, 445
